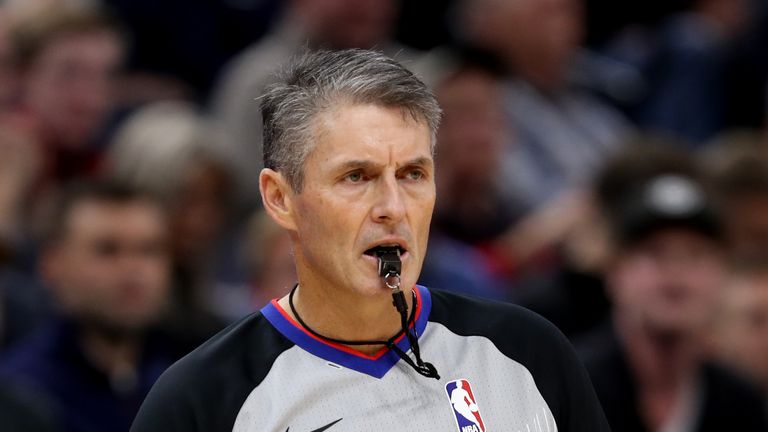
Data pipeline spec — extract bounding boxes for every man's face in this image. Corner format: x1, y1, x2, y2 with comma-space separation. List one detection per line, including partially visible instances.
609, 228, 725, 335
24, 30, 122, 148
287, 103, 434, 298
44, 200, 170, 333
436, 70, 505, 186
482, 0, 582, 89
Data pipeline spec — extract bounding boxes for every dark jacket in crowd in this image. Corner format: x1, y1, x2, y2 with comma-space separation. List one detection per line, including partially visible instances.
579, 323, 768, 432
0, 319, 175, 432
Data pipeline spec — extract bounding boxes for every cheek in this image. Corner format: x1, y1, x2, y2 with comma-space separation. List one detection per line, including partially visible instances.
613, 259, 660, 303
420, 200, 435, 242
143, 260, 171, 288
412, 184, 436, 214
294, 198, 349, 265
31, 75, 67, 105
77, 260, 117, 296
54, 259, 112, 309
688, 263, 726, 299
299, 191, 359, 236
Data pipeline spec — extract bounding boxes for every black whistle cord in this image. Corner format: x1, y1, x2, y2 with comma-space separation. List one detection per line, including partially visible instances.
288, 284, 440, 380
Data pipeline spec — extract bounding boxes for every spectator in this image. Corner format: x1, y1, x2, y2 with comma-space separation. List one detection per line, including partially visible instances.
418, 58, 612, 318
210, 0, 408, 205
432, 65, 515, 244
710, 254, 768, 393
418, 64, 510, 299
456, 0, 631, 213
0, 125, 50, 350
580, 145, 768, 431
0, 181, 175, 432
107, 101, 232, 349
6, 4, 125, 184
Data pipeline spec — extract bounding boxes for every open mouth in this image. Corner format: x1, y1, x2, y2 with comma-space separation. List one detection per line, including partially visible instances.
363, 244, 406, 257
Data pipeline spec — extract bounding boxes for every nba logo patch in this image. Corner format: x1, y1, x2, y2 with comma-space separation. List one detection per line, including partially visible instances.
445, 379, 486, 432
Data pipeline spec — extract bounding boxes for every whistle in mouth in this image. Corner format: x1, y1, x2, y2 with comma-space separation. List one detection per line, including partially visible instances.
375, 248, 402, 292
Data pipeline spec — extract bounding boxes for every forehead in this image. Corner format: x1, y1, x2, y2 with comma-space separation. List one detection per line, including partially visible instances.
307, 103, 432, 168
37, 30, 123, 66
64, 199, 165, 239
629, 228, 720, 251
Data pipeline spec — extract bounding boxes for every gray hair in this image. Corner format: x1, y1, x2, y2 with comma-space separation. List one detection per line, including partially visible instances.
260, 49, 442, 192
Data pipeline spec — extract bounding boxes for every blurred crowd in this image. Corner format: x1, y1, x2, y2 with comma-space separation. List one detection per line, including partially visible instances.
0, 0, 767, 431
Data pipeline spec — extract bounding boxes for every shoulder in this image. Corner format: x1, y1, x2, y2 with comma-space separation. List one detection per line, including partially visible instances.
428, 287, 581, 384
0, 324, 63, 385
428, 288, 570, 352
131, 312, 294, 432
427, 288, 611, 431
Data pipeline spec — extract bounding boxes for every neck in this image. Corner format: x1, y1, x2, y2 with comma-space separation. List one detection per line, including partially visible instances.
79, 325, 142, 380
616, 316, 703, 430
278, 282, 415, 355
618, 316, 700, 385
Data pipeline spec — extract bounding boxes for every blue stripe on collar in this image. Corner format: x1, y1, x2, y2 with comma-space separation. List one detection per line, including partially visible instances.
261, 285, 432, 379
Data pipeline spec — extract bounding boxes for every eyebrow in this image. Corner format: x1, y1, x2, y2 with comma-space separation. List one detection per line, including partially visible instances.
336, 157, 433, 172
400, 157, 434, 169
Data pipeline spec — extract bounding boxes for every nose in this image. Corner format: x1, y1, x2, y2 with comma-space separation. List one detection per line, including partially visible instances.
371, 175, 406, 225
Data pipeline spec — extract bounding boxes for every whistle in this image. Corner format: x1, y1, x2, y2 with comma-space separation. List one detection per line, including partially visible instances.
376, 248, 402, 293
376, 248, 401, 279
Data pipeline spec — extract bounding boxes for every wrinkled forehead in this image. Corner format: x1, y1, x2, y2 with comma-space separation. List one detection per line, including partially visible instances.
62, 200, 166, 241
306, 102, 433, 165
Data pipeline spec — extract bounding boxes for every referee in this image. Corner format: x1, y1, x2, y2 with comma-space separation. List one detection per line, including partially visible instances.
131, 49, 610, 432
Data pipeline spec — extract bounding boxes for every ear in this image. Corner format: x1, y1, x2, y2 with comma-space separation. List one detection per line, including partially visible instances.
259, 168, 298, 232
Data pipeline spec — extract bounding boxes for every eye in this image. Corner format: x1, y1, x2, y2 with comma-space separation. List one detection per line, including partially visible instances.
344, 171, 365, 183
406, 169, 425, 181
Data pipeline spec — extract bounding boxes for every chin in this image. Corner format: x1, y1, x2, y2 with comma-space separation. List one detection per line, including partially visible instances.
346, 276, 393, 299
645, 314, 697, 336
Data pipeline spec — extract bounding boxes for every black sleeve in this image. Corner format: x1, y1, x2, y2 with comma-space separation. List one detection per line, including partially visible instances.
130, 357, 201, 431
429, 289, 611, 432
131, 314, 293, 432
530, 315, 612, 432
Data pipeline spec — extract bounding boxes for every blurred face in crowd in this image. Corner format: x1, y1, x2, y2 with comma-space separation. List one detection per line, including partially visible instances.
43, 199, 170, 333
471, 0, 583, 90
436, 69, 505, 192
263, 103, 435, 299
23, 28, 122, 148
296, 0, 398, 49
711, 271, 768, 389
608, 228, 725, 335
